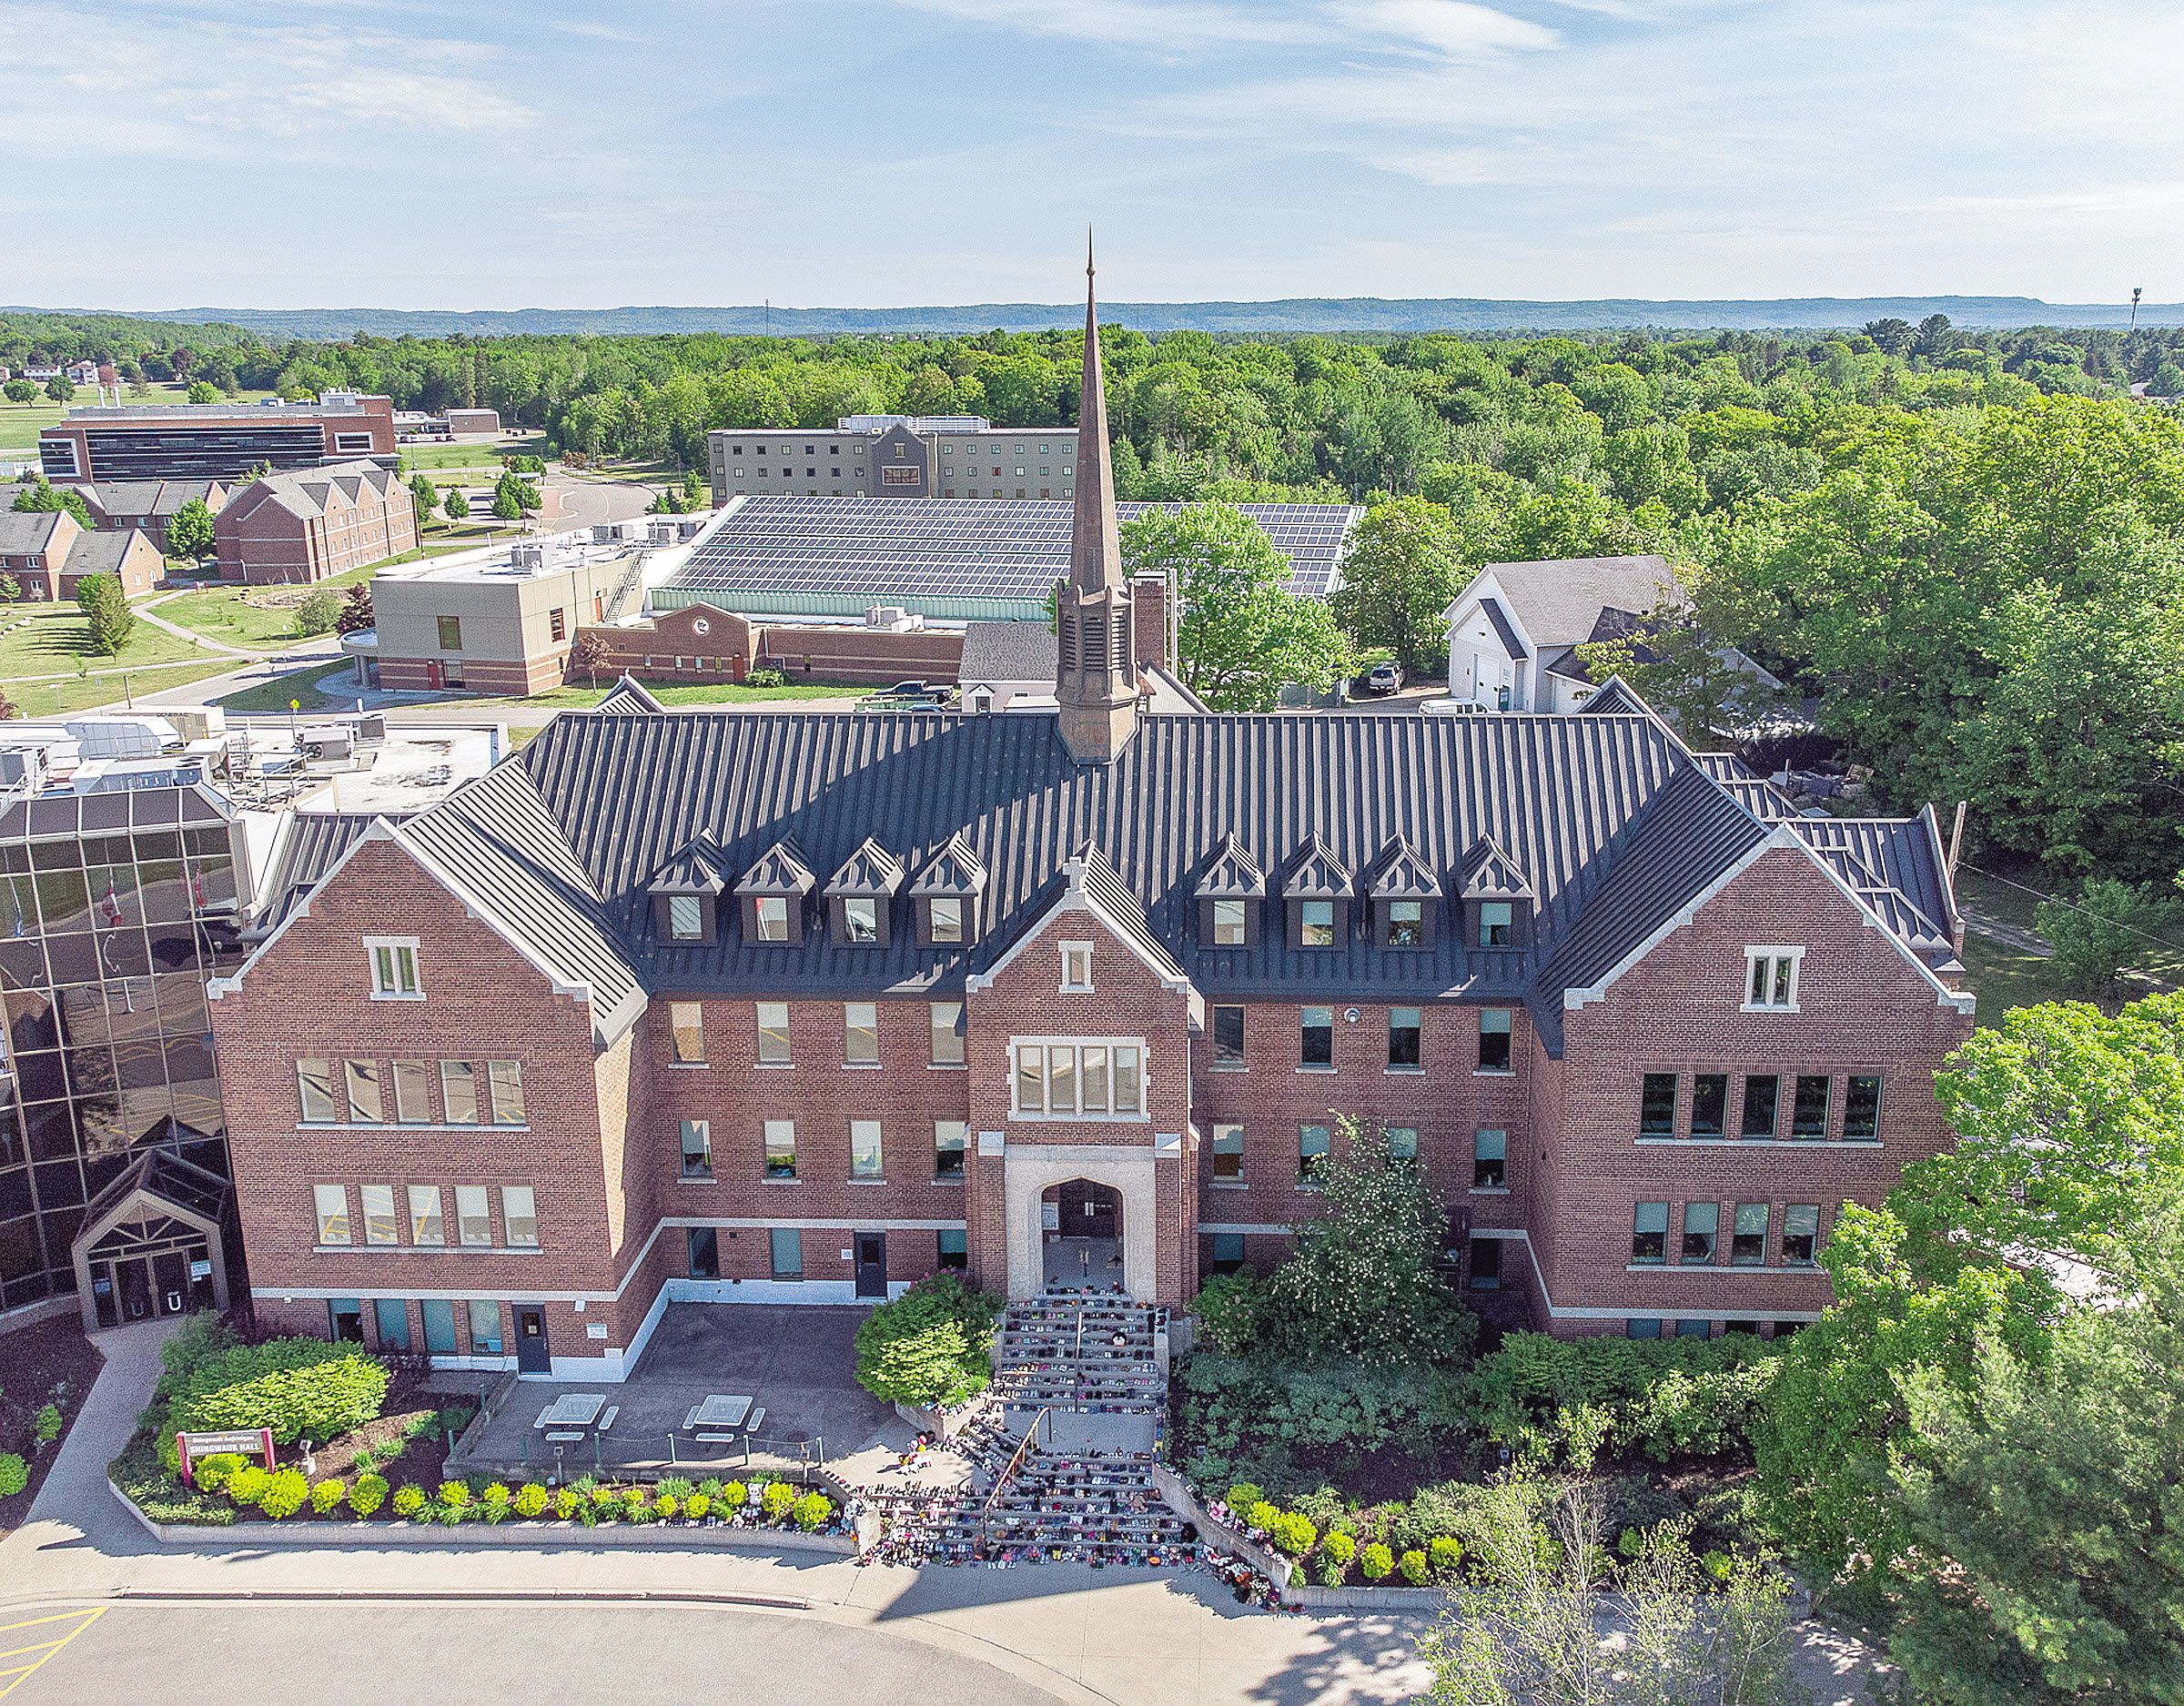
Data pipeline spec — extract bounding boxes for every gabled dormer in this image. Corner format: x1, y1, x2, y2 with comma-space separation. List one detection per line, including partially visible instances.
909, 833, 988, 948
1459, 835, 1536, 950
646, 840, 728, 945
1281, 834, 1351, 950
1195, 833, 1265, 948
1363, 834, 1441, 950
825, 837, 904, 948
736, 836, 814, 946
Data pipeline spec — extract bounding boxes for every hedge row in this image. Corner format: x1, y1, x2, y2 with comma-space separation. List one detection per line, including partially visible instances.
155, 1330, 390, 1471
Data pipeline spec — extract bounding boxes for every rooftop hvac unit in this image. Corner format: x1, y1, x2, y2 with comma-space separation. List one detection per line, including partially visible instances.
304, 730, 353, 762
0, 747, 48, 790
647, 520, 678, 545
358, 713, 388, 744
511, 541, 548, 571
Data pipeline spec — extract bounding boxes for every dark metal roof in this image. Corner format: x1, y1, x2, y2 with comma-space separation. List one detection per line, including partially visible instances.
253, 811, 379, 931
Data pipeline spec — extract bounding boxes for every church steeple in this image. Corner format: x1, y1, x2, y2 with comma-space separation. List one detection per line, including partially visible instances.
1055, 231, 1140, 764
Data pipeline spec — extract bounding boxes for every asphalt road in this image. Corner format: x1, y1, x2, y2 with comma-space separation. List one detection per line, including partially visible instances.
9, 1600, 1065, 1706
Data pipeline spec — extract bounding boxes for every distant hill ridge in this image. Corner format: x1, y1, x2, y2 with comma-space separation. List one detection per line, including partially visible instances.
6, 296, 2179, 339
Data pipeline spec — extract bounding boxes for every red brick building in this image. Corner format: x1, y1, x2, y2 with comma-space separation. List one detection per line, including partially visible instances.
213, 460, 417, 585
207, 274, 1976, 1379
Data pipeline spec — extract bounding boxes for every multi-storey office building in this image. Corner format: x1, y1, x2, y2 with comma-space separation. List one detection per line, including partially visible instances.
707, 416, 1080, 505
40, 393, 398, 484
211, 265, 1977, 1379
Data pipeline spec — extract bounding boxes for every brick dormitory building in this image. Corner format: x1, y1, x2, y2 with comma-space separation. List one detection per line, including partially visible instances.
207, 263, 1977, 1378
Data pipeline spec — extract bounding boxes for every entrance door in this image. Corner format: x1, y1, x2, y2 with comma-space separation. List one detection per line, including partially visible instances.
152, 1250, 189, 1317
513, 1305, 551, 1374
424, 661, 444, 690
853, 1232, 887, 1298
116, 1258, 151, 1321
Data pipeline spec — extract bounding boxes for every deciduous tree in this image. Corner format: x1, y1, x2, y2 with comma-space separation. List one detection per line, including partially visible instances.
163, 496, 216, 564
1330, 496, 1463, 676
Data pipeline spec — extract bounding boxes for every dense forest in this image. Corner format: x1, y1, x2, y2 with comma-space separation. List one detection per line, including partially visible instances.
8, 308, 2184, 893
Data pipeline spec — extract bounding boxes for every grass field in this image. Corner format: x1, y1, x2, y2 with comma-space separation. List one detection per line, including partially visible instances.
10, 659, 242, 720
0, 604, 217, 680
217, 661, 875, 721
0, 384, 285, 451
1953, 867, 2184, 1022
399, 434, 545, 472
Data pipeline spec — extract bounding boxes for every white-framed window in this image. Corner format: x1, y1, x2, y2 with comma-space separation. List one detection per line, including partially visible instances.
365, 935, 421, 1000
1059, 942, 1093, 992
755, 1001, 792, 1065
1743, 946, 1805, 1011
929, 1000, 965, 1065
297, 1058, 336, 1123
667, 895, 706, 941
681, 1117, 713, 1178
844, 1001, 879, 1065
456, 1185, 492, 1247
1211, 1123, 1244, 1185
501, 1185, 538, 1247
408, 1184, 444, 1246
671, 1002, 705, 1065
361, 1184, 398, 1246
1009, 1036, 1145, 1117
485, 1060, 524, 1125
313, 1184, 350, 1246
763, 1118, 796, 1178
934, 1118, 967, 1179
850, 1117, 884, 1179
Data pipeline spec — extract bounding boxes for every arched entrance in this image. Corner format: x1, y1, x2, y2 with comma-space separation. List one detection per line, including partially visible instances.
1041, 1178, 1126, 1291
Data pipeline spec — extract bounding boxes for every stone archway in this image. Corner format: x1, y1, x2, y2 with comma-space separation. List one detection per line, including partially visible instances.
1040, 1178, 1125, 1289
1000, 1144, 1159, 1303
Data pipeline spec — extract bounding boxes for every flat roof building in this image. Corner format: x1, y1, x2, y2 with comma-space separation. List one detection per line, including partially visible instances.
708, 416, 1080, 505
40, 392, 398, 484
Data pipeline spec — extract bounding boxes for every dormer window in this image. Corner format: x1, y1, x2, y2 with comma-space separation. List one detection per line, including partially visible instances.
754, 897, 791, 942
649, 839, 729, 947
737, 837, 814, 946
1281, 835, 1351, 951
667, 896, 706, 942
1299, 902, 1336, 948
825, 837, 903, 948
928, 897, 964, 943
1211, 899, 1247, 945
1364, 834, 1438, 951
1197, 833, 1265, 949
1385, 901, 1423, 947
843, 897, 879, 943
1479, 901, 1513, 947
911, 833, 987, 949
1458, 836, 1535, 952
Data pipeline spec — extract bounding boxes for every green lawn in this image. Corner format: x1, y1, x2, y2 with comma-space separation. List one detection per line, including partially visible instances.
154, 584, 327, 648
0, 606, 215, 680
1954, 867, 2184, 1022
399, 434, 545, 472
10, 659, 242, 720
1, 385, 285, 451
217, 663, 875, 720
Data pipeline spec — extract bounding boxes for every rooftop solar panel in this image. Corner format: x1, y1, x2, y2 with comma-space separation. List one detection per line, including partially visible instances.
661, 495, 1362, 620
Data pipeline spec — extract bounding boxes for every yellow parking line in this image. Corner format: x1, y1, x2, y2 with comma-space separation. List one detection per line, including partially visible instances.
0, 1607, 101, 1699
0, 1616, 98, 1639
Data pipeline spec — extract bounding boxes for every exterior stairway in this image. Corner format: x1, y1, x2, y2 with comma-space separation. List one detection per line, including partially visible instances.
890, 1283, 1196, 1566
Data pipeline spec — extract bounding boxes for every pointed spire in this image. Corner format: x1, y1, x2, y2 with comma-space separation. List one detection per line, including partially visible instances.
1070, 229, 1125, 595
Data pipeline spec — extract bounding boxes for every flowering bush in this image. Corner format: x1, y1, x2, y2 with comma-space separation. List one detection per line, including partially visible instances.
761, 1480, 796, 1522
553, 1487, 581, 1520
227, 1465, 270, 1507
654, 1493, 680, 1520
514, 1482, 551, 1519
391, 1483, 428, 1519
1399, 1549, 1430, 1585
348, 1474, 388, 1517
437, 1480, 472, 1510
310, 1477, 347, 1514
256, 1469, 310, 1519
1360, 1542, 1395, 1581
1429, 1536, 1463, 1575
0, 1454, 28, 1499
792, 1491, 834, 1531
684, 1492, 711, 1521
192, 1453, 246, 1493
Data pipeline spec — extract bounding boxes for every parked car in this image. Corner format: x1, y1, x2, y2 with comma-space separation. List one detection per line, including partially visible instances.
881, 680, 956, 704
1362, 661, 1404, 695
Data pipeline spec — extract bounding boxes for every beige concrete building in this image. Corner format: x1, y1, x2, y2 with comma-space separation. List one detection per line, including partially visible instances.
708, 415, 1079, 505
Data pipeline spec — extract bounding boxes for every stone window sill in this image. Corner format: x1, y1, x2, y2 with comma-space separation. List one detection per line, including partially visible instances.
1473, 1067, 1516, 1077
763, 1176, 801, 1185
928, 1061, 967, 1071
667, 1061, 709, 1071
1384, 1065, 1425, 1075
676, 1176, 718, 1186
1469, 1186, 1511, 1196
1210, 1179, 1248, 1191
1296, 1065, 1337, 1075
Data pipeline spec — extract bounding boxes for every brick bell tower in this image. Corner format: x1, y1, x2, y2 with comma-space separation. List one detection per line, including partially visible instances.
1055, 233, 1141, 765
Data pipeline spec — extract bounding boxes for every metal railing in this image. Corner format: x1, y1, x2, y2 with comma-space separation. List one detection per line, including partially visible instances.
499, 1428, 828, 1481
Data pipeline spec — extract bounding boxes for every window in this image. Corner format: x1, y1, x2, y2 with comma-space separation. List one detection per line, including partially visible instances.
1212, 898, 1248, 945
438, 615, 463, 651
1478, 901, 1513, 947
1477, 1008, 1513, 1072
1792, 1075, 1831, 1138
753, 895, 791, 942
1212, 1005, 1245, 1067
1060, 943, 1093, 991
1468, 1237, 1502, 1290
1300, 1006, 1333, 1068
934, 1119, 966, 1180
457, 1186, 492, 1247
850, 1118, 884, 1179
671, 1003, 705, 1064
1208, 1232, 1246, 1274
843, 896, 879, 943
763, 1118, 796, 1179
375, 1299, 411, 1350
769, 1227, 802, 1278
1732, 1202, 1768, 1265
421, 1298, 459, 1355
345, 1059, 383, 1124
441, 1060, 479, 1125
468, 1299, 503, 1353
1683, 1200, 1719, 1263
486, 1060, 524, 1125
1211, 1123, 1244, 1184
1676, 1318, 1713, 1339
687, 1227, 719, 1279
1744, 947, 1802, 1010
1633, 1202, 1668, 1264
1385, 899, 1423, 946
1690, 1073, 1728, 1138
1299, 1123, 1330, 1185
366, 936, 420, 999
550, 608, 566, 643
1473, 1128, 1507, 1188
668, 895, 706, 941
753, 1002, 791, 1065
409, 1185, 443, 1247
937, 1228, 968, 1269
361, 1185, 398, 1246
1388, 1007, 1421, 1069
1009, 1040, 1143, 1115
393, 1059, 432, 1123
1299, 899, 1336, 947
1782, 1204, 1821, 1265
927, 1000, 964, 1065
1627, 1317, 1664, 1339
502, 1186, 537, 1247
298, 1058, 336, 1123
1386, 1126, 1419, 1161
1741, 1075, 1779, 1138
314, 1184, 351, 1246
1844, 1075, 1883, 1140
681, 1118, 713, 1178
844, 1002, 878, 1065
928, 897, 964, 943
443, 659, 464, 688
1639, 1073, 1678, 1137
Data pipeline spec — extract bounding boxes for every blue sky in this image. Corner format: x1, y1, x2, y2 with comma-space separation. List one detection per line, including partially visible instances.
2, 0, 2177, 310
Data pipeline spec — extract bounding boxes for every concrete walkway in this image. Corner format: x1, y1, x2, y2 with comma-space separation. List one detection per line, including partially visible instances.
25, 1317, 176, 1537
135, 594, 258, 659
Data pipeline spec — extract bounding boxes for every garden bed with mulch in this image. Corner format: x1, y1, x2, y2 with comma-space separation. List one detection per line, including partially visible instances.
0, 1316, 104, 1535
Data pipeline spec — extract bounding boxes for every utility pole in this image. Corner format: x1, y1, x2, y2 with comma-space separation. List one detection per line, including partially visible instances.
2131, 286, 2143, 329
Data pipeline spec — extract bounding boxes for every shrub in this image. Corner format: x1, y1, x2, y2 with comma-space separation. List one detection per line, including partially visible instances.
1322, 1529, 1358, 1570
743, 669, 786, 689
480, 1481, 511, 1509
1700, 1549, 1734, 1585
591, 1484, 619, 1509
391, 1483, 427, 1519
310, 1478, 347, 1514
685, 1492, 711, 1521
513, 1482, 550, 1519
697, 1479, 723, 1499
793, 1491, 833, 1531
0, 1454, 26, 1498
257, 1469, 309, 1519
32, 1403, 62, 1446
1246, 1499, 1280, 1535
435, 1502, 465, 1527
1225, 1481, 1266, 1515
348, 1474, 388, 1517
192, 1453, 246, 1493
1360, 1542, 1395, 1581
552, 1488, 581, 1519
1269, 1511, 1319, 1559
852, 1276, 1002, 1408
1399, 1549, 1430, 1586
1192, 1270, 1268, 1357
159, 1340, 389, 1469
226, 1465, 270, 1507
655, 1493, 680, 1520
762, 1480, 796, 1522
721, 1480, 749, 1511
1428, 1536, 1464, 1576
437, 1480, 472, 1510
624, 1493, 656, 1524
1314, 1554, 1348, 1588
657, 1476, 694, 1500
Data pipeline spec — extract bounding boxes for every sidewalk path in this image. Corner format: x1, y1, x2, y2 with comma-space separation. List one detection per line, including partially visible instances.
135, 594, 258, 660
26, 1318, 173, 1537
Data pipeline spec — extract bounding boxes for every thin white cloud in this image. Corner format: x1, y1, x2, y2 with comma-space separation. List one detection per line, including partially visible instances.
887, 0, 1328, 48
1331, 0, 1557, 56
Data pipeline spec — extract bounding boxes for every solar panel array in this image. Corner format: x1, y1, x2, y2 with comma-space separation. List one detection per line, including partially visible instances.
666, 495, 1361, 608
